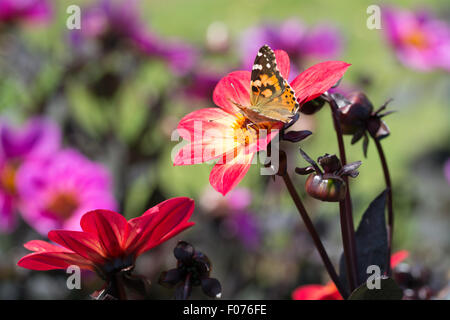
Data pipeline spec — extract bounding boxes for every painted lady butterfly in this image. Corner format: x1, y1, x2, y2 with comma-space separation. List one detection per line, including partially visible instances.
234, 44, 299, 125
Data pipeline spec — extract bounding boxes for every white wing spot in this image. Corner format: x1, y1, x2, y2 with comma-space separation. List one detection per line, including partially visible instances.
266, 63, 271, 68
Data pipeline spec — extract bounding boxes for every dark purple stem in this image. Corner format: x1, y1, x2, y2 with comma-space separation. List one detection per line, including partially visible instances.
183, 273, 192, 300
373, 137, 393, 275
112, 274, 127, 300
281, 168, 348, 298
324, 92, 358, 292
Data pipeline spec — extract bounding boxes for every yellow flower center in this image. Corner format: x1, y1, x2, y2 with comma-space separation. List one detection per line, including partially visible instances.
403, 29, 428, 49
231, 113, 276, 147
46, 192, 79, 220
232, 113, 254, 146
0, 162, 19, 195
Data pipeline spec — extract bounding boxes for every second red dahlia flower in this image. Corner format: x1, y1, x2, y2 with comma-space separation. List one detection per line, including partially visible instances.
18, 197, 195, 282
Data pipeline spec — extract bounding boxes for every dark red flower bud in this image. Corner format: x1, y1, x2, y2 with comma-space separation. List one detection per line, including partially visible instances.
339, 92, 373, 135
305, 174, 346, 202
174, 241, 195, 263
296, 149, 361, 202
367, 117, 390, 140
317, 154, 342, 173
159, 241, 222, 300
335, 92, 393, 157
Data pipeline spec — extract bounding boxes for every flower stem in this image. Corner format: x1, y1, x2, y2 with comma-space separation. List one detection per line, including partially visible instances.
280, 167, 348, 298
111, 274, 128, 300
183, 273, 192, 300
324, 92, 358, 292
373, 137, 393, 275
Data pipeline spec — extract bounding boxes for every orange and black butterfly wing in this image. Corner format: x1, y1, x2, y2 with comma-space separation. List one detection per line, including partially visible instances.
249, 45, 299, 123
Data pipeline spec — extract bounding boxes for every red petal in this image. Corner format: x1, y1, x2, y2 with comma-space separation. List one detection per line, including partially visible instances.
156, 221, 195, 245
209, 151, 254, 196
391, 250, 409, 268
17, 251, 93, 271
176, 108, 235, 141
291, 61, 351, 105
274, 50, 290, 80
292, 282, 342, 300
126, 197, 195, 256
213, 71, 251, 114
174, 110, 238, 166
80, 209, 129, 258
48, 230, 106, 264
292, 284, 327, 300
24, 240, 71, 253
173, 143, 216, 165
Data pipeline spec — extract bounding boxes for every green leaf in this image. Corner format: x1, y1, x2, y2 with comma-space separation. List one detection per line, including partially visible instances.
349, 277, 403, 300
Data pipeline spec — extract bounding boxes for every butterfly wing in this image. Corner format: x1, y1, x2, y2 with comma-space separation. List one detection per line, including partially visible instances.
249, 45, 299, 123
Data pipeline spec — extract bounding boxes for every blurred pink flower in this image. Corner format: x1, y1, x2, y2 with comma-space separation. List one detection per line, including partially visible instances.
200, 187, 251, 214
0, 117, 60, 232
70, 0, 197, 75
227, 187, 252, 211
17, 149, 117, 236
383, 6, 450, 71
240, 18, 342, 77
200, 187, 260, 249
223, 211, 262, 250
223, 189, 260, 250
444, 158, 450, 185
182, 71, 221, 102
0, 0, 51, 25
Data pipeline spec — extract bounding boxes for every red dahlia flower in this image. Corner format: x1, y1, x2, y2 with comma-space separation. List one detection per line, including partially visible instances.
174, 48, 350, 195
292, 250, 409, 300
17, 197, 195, 280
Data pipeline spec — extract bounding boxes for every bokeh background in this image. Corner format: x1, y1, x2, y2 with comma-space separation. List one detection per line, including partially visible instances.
0, 0, 449, 299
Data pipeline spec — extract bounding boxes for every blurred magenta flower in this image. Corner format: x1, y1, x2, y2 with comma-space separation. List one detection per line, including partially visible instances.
17, 149, 117, 235
226, 187, 252, 211
182, 71, 221, 102
200, 187, 260, 250
0, 0, 51, 25
383, 7, 450, 71
223, 211, 261, 250
200, 186, 251, 214
0, 117, 60, 232
240, 18, 342, 74
444, 158, 450, 185
70, 0, 197, 75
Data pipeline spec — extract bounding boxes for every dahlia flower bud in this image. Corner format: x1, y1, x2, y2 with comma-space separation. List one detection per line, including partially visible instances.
159, 241, 222, 300
339, 92, 373, 134
336, 92, 394, 157
296, 149, 361, 202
